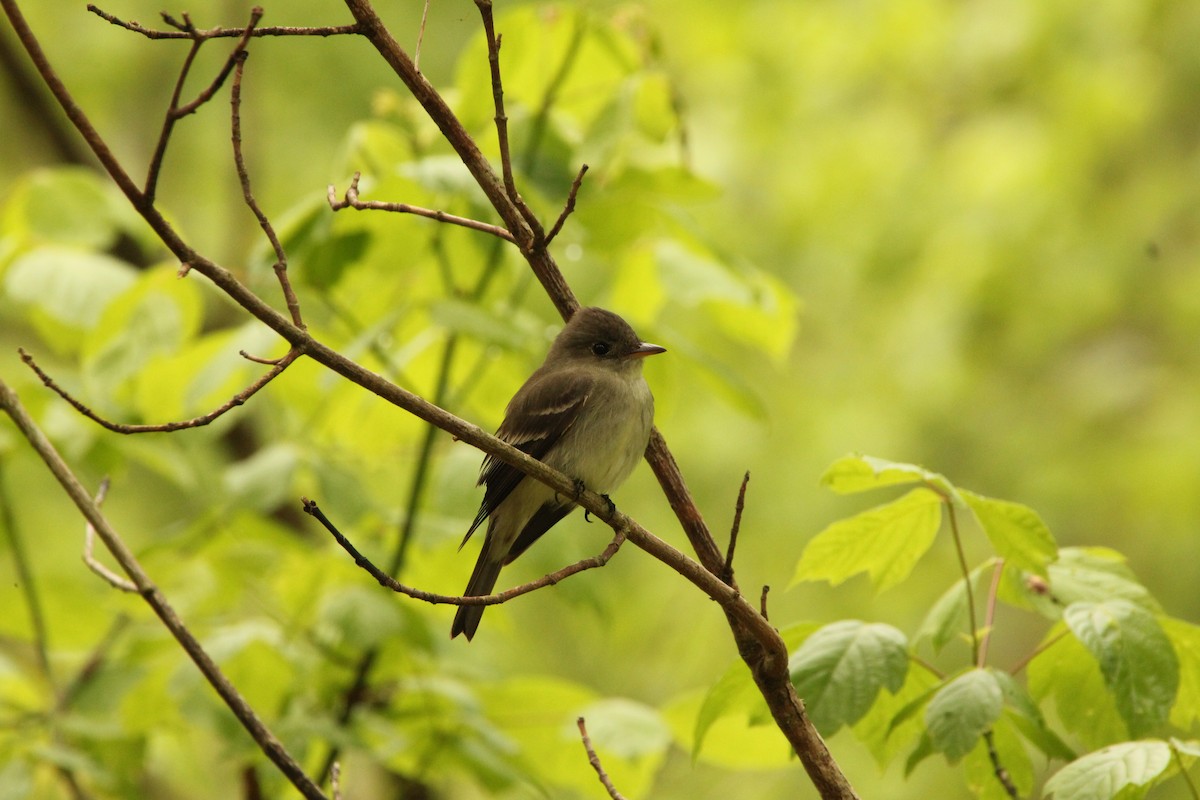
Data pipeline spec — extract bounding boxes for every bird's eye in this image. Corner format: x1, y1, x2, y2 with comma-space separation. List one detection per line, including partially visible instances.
591, 342, 610, 356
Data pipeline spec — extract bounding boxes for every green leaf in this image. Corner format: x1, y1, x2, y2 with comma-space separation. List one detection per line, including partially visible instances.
793, 487, 942, 591
788, 620, 909, 734
961, 489, 1057, 577
1000, 547, 1157, 620
8, 167, 127, 249
990, 670, 1077, 761
925, 668, 1003, 763
5, 247, 137, 325
819, 454, 953, 495
578, 698, 671, 760
851, 661, 941, 766
1044, 740, 1173, 800
1064, 601, 1178, 737
916, 561, 993, 654
1028, 624, 1129, 749
1162, 617, 1200, 730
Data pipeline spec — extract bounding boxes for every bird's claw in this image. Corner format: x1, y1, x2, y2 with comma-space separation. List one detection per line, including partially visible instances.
585, 494, 616, 523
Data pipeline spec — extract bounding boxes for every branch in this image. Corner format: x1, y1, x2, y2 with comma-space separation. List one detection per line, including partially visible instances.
303, 498, 627, 607
231, 52, 304, 327
544, 163, 588, 246
722, 470, 751, 583
327, 172, 517, 243
983, 730, 1019, 799
0, 379, 328, 800
577, 717, 628, 800
18, 347, 298, 433
87, 5, 360, 39
473, 0, 541, 236
82, 478, 137, 592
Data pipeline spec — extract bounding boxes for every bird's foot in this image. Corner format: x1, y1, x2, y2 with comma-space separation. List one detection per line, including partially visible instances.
584, 494, 616, 523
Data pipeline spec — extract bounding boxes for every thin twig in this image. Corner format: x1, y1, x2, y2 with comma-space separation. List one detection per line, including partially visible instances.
721, 470, 750, 584
231, 52, 304, 328
19, 347, 299, 433
1008, 628, 1069, 676
87, 5, 360, 39
760, 585, 770, 620
577, 717, 628, 800
943, 495, 980, 665
83, 478, 137, 592
0, 379, 328, 800
328, 172, 517, 243
303, 498, 626, 607
544, 163, 588, 246
983, 730, 1019, 798
473, 0, 542, 237
976, 559, 1005, 668
413, 0, 430, 74
144, 36, 201, 200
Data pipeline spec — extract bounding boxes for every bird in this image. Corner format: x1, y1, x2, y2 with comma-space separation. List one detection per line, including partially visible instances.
451, 307, 666, 640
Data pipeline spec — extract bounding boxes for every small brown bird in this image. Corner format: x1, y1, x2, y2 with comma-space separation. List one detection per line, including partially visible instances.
451, 307, 666, 640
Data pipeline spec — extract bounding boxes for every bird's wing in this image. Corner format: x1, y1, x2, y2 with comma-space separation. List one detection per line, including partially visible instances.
459, 369, 594, 548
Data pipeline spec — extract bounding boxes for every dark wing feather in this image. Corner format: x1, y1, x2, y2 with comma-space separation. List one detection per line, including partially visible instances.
459, 370, 593, 548
504, 501, 576, 564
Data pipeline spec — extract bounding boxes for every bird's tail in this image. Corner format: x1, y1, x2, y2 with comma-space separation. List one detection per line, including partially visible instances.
451, 551, 503, 640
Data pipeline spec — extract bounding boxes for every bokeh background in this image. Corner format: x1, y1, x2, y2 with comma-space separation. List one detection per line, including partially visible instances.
2, 0, 1198, 797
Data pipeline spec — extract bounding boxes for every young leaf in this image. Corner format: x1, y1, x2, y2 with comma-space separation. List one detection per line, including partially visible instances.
787, 621, 909, 734
915, 561, 993, 654
1064, 600, 1179, 737
793, 487, 942, 591
925, 668, 1004, 763
960, 489, 1057, 577
1043, 740, 1173, 800
820, 454, 952, 495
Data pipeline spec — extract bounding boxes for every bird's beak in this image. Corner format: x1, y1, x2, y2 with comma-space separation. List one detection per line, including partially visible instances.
627, 341, 667, 359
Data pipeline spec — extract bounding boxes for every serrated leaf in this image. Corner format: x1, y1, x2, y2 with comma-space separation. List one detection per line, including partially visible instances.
793, 487, 942, 591
961, 490, 1057, 577
916, 561, 993, 654
1044, 740, 1173, 800
1064, 601, 1178, 737
788, 621, 909, 734
925, 669, 1003, 763
819, 454, 953, 495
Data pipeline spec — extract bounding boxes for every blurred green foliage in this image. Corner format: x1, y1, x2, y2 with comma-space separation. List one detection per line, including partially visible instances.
2, 0, 1199, 798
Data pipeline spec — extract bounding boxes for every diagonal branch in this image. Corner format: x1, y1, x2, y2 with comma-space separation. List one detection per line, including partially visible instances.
0, 380, 328, 800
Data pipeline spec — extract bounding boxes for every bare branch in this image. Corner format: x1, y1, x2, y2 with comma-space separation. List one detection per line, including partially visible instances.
473, 0, 541, 236
760, 585, 770, 620
577, 717, 628, 800
18, 347, 299, 434
303, 498, 627, 607
231, 53, 304, 327
82, 478, 137, 592
544, 164, 588, 246
722, 470, 751, 584
983, 730, 1019, 798
87, 5, 360, 40
413, 0, 430, 74
328, 172, 517, 243
0, 379, 328, 800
